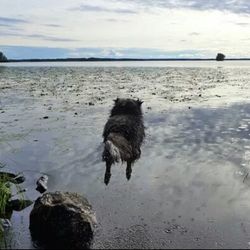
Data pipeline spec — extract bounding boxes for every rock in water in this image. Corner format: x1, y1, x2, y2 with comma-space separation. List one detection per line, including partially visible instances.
7, 199, 33, 212
29, 192, 96, 249
36, 175, 48, 193
0, 171, 25, 184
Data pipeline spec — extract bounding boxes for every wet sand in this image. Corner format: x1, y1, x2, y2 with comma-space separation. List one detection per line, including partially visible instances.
1, 62, 250, 248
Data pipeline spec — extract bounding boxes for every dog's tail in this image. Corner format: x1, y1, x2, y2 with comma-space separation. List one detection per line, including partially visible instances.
103, 140, 121, 163
102, 133, 132, 164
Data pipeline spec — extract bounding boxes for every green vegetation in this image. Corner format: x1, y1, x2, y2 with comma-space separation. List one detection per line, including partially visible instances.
0, 164, 29, 235
0, 178, 11, 218
0, 173, 12, 239
0, 52, 7, 62
0, 162, 32, 247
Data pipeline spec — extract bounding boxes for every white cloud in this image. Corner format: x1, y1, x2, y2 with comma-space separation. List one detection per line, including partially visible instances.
101, 49, 123, 57
1, 0, 250, 57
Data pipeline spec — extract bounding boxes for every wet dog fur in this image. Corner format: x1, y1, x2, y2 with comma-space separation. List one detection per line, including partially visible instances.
102, 98, 145, 185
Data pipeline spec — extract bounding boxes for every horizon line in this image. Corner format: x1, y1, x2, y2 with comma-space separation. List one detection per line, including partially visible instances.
4, 57, 250, 62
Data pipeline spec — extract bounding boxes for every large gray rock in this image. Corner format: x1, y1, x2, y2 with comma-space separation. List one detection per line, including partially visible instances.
29, 192, 96, 249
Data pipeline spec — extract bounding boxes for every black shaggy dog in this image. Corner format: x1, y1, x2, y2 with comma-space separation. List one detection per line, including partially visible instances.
102, 98, 145, 185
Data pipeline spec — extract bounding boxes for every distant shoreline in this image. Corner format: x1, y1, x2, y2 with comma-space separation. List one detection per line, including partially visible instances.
4, 57, 250, 63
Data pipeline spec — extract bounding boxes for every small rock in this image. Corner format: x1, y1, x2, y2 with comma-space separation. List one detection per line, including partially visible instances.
2, 219, 12, 228
7, 199, 33, 211
165, 229, 172, 234
36, 175, 48, 194
0, 172, 25, 184
43, 116, 49, 119
88, 102, 94, 106
13, 175, 26, 184
74, 112, 78, 115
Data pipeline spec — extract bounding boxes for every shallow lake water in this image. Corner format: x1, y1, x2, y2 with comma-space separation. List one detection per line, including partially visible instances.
1, 61, 250, 248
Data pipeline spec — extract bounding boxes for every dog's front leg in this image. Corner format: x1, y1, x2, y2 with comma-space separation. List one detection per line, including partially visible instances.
126, 161, 132, 181
104, 161, 112, 185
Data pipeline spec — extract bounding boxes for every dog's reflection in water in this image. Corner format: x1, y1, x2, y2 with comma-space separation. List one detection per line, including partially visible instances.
102, 98, 145, 185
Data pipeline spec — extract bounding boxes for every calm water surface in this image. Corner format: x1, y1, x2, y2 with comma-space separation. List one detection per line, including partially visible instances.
2, 60, 250, 68
1, 61, 250, 248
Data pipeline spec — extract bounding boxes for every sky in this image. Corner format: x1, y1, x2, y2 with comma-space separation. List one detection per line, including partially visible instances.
1, 0, 250, 59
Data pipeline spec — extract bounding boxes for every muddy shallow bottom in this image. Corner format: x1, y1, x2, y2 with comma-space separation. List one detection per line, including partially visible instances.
1, 64, 250, 248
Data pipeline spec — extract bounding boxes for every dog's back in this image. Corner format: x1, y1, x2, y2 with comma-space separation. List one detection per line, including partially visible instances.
102, 98, 145, 164
102, 98, 145, 184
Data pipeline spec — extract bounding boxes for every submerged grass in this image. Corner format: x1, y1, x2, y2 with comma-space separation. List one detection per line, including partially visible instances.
0, 174, 12, 238
0, 177, 11, 217
0, 163, 24, 235
0, 174, 11, 248
0, 163, 11, 221
0, 162, 31, 250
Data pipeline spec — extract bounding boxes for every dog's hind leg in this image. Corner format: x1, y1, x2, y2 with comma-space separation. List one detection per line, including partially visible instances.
126, 161, 132, 181
104, 161, 112, 185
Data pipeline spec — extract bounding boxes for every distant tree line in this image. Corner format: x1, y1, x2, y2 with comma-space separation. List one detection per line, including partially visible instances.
0, 51, 7, 62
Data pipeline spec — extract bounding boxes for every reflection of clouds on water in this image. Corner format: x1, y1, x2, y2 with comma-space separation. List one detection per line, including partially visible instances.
141, 103, 250, 215
146, 103, 250, 166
